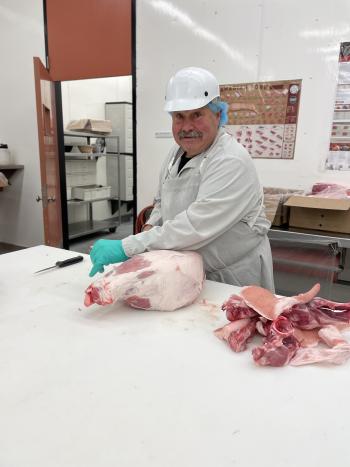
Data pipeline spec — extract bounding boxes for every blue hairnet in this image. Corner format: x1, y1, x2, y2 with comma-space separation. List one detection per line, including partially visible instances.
207, 99, 228, 126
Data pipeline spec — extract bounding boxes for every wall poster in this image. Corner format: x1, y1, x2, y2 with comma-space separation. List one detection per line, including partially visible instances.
220, 79, 302, 159
326, 42, 350, 171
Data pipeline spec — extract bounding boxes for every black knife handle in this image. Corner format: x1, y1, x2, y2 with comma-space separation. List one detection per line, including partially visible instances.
55, 255, 84, 268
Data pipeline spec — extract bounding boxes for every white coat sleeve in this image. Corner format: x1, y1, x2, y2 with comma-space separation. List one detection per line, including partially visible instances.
122, 152, 262, 256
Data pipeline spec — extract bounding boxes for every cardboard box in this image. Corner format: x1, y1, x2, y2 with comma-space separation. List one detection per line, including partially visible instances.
66, 119, 112, 134
284, 195, 350, 234
263, 188, 303, 226
264, 193, 285, 225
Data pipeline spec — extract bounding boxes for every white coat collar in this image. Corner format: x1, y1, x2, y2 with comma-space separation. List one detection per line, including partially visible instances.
173, 127, 227, 174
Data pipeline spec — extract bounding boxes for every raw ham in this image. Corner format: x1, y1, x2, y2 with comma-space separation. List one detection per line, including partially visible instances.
215, 284, 350, 367
84, 250, 205, 311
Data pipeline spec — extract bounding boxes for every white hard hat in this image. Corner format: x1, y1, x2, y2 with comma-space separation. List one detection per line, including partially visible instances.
164, 67, 220, 112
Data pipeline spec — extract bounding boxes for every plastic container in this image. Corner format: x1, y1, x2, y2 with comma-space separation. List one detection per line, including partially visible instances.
0, 144, 11, 164
71, 185, 111, 201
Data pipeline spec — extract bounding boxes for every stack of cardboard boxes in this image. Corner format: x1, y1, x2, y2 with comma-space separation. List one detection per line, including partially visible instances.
263, 187, 303, 226
264, 187, 350, 234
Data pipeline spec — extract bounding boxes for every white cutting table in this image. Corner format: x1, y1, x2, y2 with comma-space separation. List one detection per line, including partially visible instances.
1, 245, 349, 467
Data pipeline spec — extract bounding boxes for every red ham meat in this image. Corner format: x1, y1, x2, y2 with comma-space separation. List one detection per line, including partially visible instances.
84, 250, 205, 311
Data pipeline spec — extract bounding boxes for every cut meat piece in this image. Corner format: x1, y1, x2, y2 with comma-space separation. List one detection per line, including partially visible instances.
318, 325, 350, 347
293, 328, 320, 348
291, 326, 350, 366
216, 282, 350, 367
256, 318, 271, 337
310, 182, 350, 198
283, 297, 350, 330
290, 346, 350, 366
214, 318, 257, 352
222, 294, 258, 321
84, 250, 205, 311
240, 283, 321, 320
252, 316, 300, 367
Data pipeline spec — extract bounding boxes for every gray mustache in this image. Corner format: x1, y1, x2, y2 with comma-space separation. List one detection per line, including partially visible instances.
178, 130, 202, 139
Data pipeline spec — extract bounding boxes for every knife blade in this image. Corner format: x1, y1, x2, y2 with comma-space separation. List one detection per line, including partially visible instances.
35, 255, 84, 273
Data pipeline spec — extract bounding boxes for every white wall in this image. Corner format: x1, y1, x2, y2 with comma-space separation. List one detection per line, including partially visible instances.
61, 76, 132, 126
136, 0, 350, 211
0, 0, 46, 246
2, 0, 350, 246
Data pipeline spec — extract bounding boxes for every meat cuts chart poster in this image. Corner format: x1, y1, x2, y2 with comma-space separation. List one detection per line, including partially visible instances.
220, 79, 302, 159
326, 42, 350, 171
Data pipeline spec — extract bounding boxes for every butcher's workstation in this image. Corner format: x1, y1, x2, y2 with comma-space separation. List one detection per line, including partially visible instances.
1, 245, 350, 467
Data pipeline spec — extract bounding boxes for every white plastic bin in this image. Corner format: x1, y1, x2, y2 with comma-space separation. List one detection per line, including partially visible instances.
71, 185, 111, 201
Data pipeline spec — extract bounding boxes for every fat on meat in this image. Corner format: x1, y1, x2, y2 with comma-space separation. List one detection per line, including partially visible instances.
84, 250, 205, 311
215, 283, 350, 367
291, 326, 350, 366
292, 328, 320, 348
239, 283, 321, 320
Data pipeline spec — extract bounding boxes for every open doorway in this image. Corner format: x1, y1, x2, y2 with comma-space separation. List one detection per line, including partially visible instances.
59, 75, 134, 253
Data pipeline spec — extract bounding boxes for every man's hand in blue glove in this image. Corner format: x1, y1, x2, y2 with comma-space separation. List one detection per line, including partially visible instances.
89, 239, 129, 277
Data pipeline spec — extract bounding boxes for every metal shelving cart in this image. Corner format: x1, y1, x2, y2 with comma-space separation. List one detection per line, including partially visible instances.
64, 132, 122, 240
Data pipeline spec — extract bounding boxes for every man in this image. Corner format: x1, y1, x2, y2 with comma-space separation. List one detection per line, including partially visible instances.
89, 67, 274, 291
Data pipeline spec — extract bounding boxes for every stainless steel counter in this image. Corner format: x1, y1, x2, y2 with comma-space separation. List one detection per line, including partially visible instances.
269, 226, 350, 301
269, 226, 350, 249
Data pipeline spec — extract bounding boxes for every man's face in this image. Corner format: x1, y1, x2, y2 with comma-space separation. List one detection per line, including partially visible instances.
171, 106, 220, 157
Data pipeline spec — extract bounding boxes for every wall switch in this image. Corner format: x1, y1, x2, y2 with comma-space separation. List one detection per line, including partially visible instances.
155, 131, 173, 138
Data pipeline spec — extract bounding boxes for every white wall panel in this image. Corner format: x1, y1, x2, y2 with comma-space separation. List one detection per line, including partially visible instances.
136, 0, 350, 211
136, 0, 262, 209
61, 76, 132, 127
0, 0, 46, 246
2, 1, 350, 245
254, 0, 350, 189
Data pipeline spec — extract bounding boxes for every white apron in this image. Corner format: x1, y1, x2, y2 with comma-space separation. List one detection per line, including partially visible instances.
123, 129, 275, 291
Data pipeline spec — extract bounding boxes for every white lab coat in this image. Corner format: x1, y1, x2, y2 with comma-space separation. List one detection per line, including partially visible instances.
123, 128, 274, 291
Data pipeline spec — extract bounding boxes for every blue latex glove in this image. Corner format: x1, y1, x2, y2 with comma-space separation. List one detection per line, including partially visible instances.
89, 239, 129, 277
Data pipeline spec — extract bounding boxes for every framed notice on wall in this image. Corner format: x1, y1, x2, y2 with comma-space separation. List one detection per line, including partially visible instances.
325, 42, 350, 171
220, 79, 302, 159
